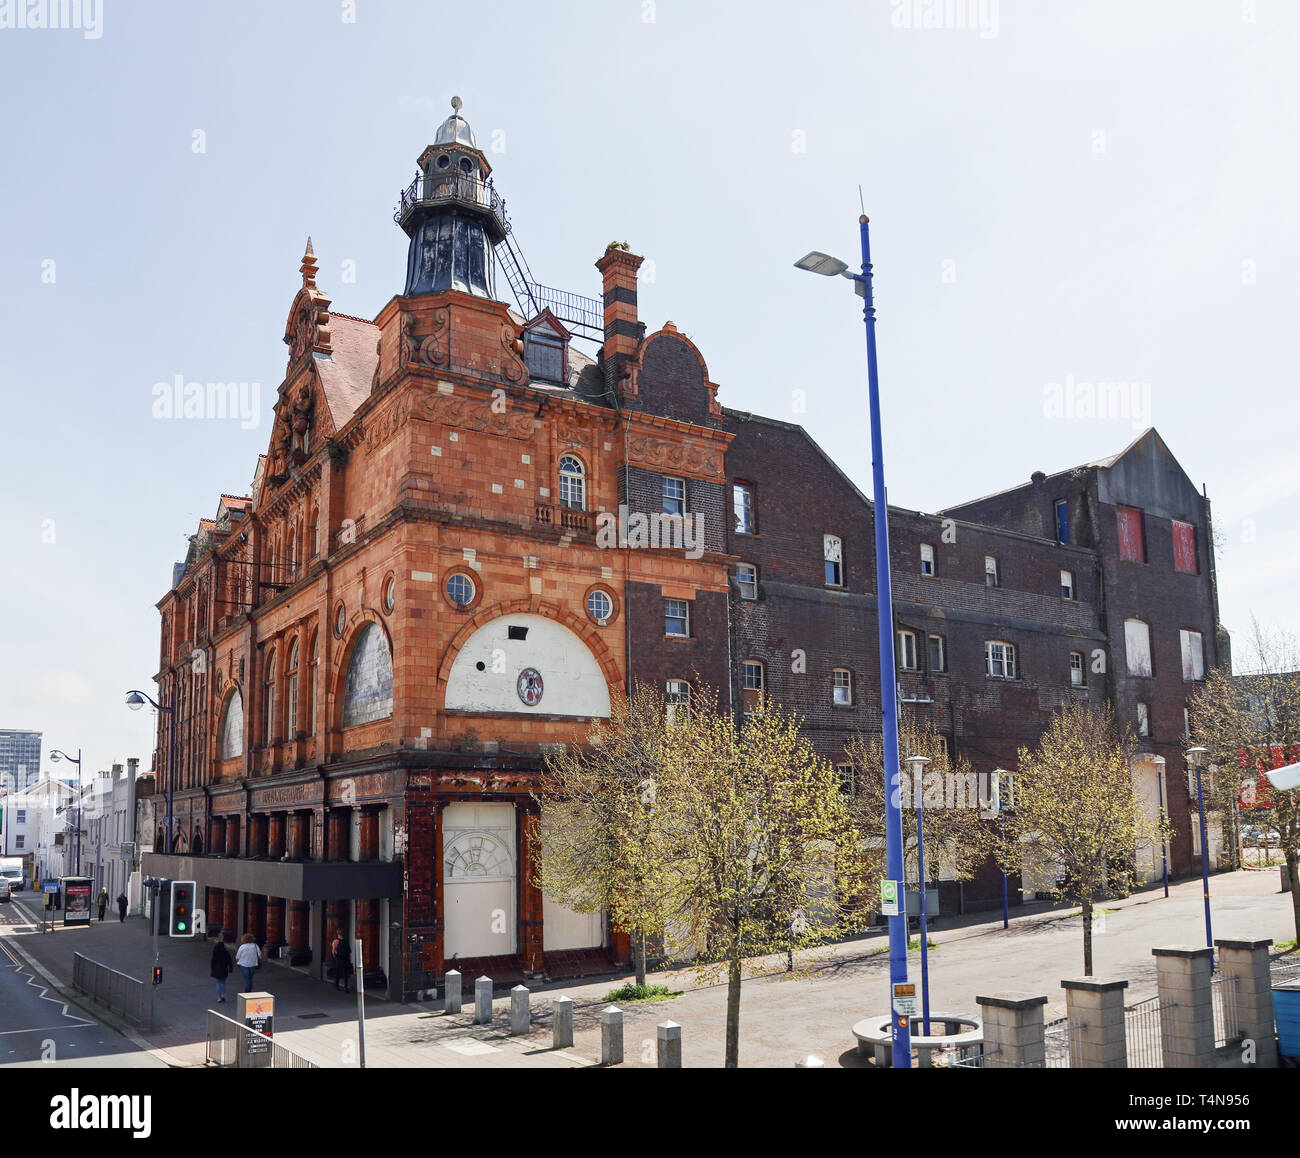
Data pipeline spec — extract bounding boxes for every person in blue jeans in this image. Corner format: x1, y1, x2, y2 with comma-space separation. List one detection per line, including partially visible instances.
210, 939, 233, 1003
234, 933, 262, 992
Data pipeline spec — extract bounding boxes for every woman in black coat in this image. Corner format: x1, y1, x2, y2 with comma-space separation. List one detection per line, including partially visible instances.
210, 940, 233, 1004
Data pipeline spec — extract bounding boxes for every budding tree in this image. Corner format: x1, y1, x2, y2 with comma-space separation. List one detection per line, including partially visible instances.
999, 700, 1169, 975
659, 692, 868, 1069
844, 715, 993, 901
534, 683, 682, 988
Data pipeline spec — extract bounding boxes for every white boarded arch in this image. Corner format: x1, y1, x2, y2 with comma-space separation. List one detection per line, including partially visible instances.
444, 612, 611, 718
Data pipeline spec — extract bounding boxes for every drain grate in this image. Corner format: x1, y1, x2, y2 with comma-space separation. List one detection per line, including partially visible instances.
297, 1012, 329, 1020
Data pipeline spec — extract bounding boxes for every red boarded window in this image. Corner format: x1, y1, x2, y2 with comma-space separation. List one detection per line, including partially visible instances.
1173, 520, 1197, 574
1117, 506, 1145, 563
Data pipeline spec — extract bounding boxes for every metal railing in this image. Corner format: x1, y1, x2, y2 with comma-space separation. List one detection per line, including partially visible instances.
395, 171, 508, 235
204, 1009, 318, 1069
1271, 960, 1300, 988
71, 952, 151, 1029
1125, 996, 1171, 1067
1044, 1015, 1085, 1068
1212, 974, 1240, 1047
949, 1049, 1007, 1069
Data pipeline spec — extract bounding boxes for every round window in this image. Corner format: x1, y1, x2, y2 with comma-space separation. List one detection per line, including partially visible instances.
384, 577, 396, 614
436, 154, 450, 169
587, 589, 612, 624
334, 603, 346, 637
446, 572, 476, 608
459, 158, 472, 174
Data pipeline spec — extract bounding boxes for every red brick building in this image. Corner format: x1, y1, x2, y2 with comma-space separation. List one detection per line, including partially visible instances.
143, 102, 1225, 999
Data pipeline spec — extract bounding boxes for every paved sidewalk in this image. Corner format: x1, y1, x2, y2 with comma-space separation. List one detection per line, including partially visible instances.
1, 895, 588, 1069
2, 868, 1293, 1068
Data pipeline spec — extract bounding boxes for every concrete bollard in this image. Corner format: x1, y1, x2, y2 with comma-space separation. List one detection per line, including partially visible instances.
444, 970, 462, 1015
601, 1005, 624, 1066
474, 976, 493, 1025
553, 995, 574, 1049
656, 1020, 682, 1068
795, 1055, 825, 1068
510, 985, 531, 1035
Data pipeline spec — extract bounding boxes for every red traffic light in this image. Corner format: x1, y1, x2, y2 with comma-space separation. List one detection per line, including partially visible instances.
151, 966, 163, 986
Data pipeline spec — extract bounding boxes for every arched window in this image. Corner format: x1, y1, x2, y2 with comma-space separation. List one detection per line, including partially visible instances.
308, 630, 319, 734
220, 688, 244, 760
264, 649, 277, 746
287, 640, 299, 738
341, 622, 394, 727
559, 454, 586, 510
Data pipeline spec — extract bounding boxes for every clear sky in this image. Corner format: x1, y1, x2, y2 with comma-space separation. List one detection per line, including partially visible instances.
1, 0, 1296, 783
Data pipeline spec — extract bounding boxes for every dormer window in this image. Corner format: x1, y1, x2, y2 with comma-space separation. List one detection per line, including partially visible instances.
524, 315, 570, 385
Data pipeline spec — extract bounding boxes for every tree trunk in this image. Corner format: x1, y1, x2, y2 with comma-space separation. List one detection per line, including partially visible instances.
634, 930, 647, 989
725, 953, 742, 1069
1288, 850, 1300, 945
1081, 898, 1094, 976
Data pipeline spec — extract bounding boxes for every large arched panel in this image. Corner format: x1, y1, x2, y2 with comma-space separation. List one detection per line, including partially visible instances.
444, 613, 611, 718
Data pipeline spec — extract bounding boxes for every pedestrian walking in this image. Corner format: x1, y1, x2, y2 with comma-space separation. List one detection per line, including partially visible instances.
96, 888, 108, 922
116, 892, 128, 922
331, 929, 352, 994
235, 933, 262, 993
210, 939, 233, 1003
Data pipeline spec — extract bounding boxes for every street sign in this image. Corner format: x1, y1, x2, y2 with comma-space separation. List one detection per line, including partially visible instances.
892, 982, 918, 1017
121, 841, 136, 858
880, 879, 901, 916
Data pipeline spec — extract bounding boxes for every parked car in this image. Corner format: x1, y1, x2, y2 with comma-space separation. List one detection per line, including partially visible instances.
0, 879, 11, 903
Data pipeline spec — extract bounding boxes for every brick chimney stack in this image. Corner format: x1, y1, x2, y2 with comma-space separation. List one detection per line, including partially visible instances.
595, 245, 644, 396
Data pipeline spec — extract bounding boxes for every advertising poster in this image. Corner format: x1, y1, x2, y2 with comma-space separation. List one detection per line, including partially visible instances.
62, 878, 92, 925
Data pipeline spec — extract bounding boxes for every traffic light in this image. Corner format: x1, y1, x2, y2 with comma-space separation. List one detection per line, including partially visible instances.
152, 965, 163, 986
168, 880, 196, 937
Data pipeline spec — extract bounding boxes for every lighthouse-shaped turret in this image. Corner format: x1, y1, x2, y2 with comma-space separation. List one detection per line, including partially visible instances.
395, 97, 506, 300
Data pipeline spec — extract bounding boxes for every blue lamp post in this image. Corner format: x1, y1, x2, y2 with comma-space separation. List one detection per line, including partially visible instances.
905, 754, 932, 1037
1154, 756, 1170, 899
796, 215, 911, 1067
48, 748, 83, 875
1186, 746, 1213, 965
126, 689, 175, 858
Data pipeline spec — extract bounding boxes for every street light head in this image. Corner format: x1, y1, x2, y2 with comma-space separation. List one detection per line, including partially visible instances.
125, 691, 147, 712
1185, 746, 1209, 767
904, 755, 931, 771
794, 251, 849, 278
49, 751, 62, 763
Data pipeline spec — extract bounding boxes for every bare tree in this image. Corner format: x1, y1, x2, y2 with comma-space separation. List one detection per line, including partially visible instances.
1189, 619, 1300, 942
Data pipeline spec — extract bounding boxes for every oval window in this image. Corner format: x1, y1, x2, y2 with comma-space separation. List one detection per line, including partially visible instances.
587, 589, 612, 624
446, 572, 476, 608
334, 603, 346, 638
436, 154, 450, 169
384, 576, 396, 614
459, 158, 472, 174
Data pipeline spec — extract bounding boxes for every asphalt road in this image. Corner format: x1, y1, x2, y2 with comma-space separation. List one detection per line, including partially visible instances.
0, 897, 165, 1068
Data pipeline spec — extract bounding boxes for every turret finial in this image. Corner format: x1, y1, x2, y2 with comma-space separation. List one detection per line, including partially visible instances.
451, 95, 463, 114
300, 237, 318, 289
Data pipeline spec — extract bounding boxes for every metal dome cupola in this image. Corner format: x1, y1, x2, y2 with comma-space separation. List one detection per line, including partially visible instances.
395, 96, 506, 300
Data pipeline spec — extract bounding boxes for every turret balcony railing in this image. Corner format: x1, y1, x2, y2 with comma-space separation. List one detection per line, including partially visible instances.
394, 171, 509, 235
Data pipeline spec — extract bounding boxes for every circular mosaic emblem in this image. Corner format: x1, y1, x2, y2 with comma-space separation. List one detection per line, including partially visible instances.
516, 667, 544, 707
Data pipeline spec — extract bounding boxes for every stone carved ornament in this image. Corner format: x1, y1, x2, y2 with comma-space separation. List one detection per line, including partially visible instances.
413, 390, 534, 440
627, 433, 723, 480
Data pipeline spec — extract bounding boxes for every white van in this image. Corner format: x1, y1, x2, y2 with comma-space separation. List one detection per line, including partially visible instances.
0, 858, 24, 894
